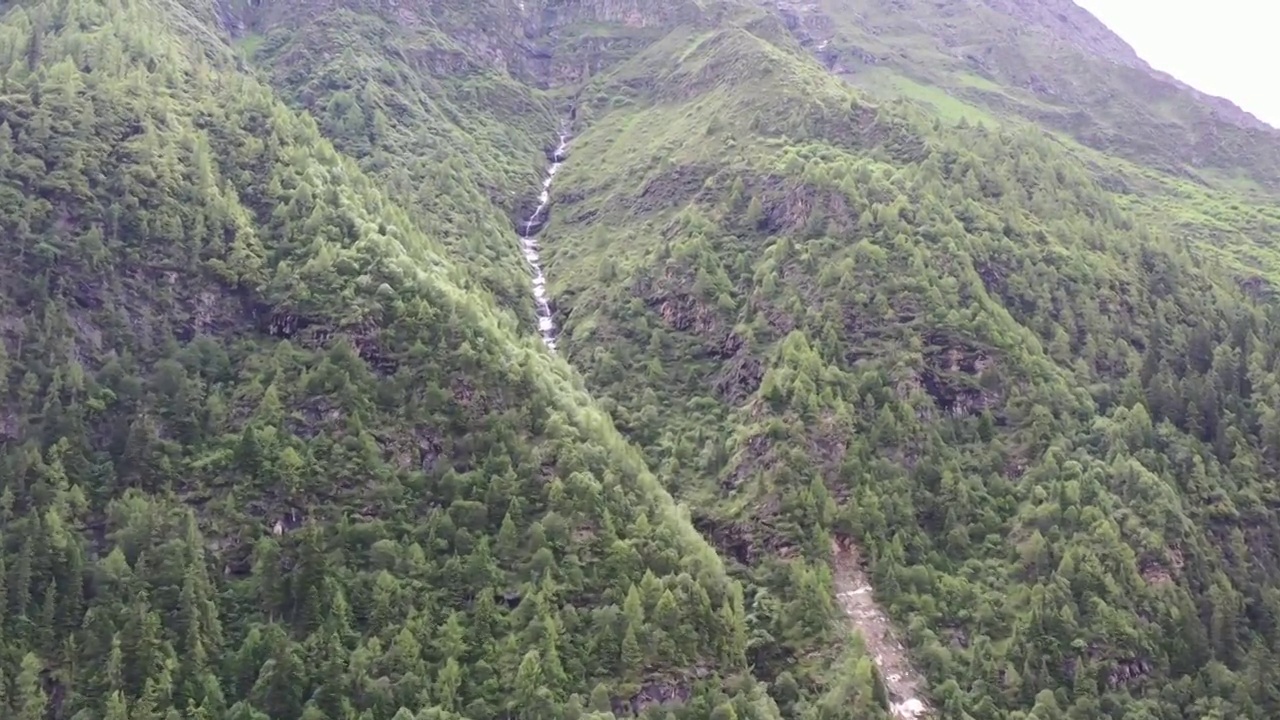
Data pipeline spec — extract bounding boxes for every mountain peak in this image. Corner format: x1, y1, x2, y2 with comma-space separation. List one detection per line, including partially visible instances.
975, 0, 1275, 132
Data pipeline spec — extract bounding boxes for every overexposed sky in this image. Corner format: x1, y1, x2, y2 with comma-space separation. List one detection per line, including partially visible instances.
1075, 0, 1279, 128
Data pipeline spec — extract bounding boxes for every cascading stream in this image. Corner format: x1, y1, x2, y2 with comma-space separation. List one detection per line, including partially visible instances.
520, 131, 569, 351
517, 127, 926, 718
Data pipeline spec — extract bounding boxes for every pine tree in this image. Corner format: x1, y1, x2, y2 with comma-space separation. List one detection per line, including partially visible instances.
435, 657, 462, 712
745, 196, 764, 229
620, 625, 643, 684
514, 650, 549, 720
587, 683, 612, 715
104, 691, 130, 720
15, 653, 48, 720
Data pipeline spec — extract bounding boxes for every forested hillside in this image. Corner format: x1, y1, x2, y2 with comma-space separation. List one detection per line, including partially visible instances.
6, 0, 1280, 718
776, 0, 1280, 283
0, 0, 838, 718
540, 3, 1280, 720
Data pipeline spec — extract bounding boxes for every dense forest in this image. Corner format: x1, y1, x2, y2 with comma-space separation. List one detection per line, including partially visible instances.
5, 0, 1280, 718
0, 0, 885, 717
542, 8, 1280, 719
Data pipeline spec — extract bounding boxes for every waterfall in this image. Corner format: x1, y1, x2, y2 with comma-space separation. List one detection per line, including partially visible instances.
520, 130, 570, 351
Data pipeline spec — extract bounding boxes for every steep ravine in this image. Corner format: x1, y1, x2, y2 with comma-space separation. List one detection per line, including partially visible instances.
833, 536, 932, 719
528, 123, 933, 714
516, 72, 930, 720
520, 131, 570, 351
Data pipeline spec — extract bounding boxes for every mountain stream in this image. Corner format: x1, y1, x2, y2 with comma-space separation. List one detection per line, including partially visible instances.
519, 131, 570, 351
517, 127, 930, 718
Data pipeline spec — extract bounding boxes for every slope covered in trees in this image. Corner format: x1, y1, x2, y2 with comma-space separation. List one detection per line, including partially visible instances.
227, 0, 560, 317
772, 0, 1280, 286
533, 2, 1280, 718
10, 0, 1280, 717
0, 0, 840, 717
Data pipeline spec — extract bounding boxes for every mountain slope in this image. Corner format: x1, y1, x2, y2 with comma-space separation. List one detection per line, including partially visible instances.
778, 0, 1280, 187
768, 0, 1280, 287
523, 2, 1280, 718
223, 0, 1280, 716
11, 0, 1280, 718
0, 0, 824, 717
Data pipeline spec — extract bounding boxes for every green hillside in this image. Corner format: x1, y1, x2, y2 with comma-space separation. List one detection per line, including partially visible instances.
0, 0, 836, 717
776, 0, 1280, 286
539, 2, 1280, 719
6, 0, 1280, 718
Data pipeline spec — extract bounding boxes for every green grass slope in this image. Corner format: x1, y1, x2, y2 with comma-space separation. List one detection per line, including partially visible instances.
0, 0, 819, 717
776, 0, 1280, 289
785, 0, 1280, 188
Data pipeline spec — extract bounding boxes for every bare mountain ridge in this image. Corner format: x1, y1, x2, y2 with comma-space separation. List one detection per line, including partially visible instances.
974, 0, 1272, 132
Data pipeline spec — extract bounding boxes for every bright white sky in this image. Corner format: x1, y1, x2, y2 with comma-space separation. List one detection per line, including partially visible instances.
1075, 0, 1279, 128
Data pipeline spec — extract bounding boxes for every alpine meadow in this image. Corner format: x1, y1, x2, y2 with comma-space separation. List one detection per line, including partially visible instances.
3, 0, 1280, 719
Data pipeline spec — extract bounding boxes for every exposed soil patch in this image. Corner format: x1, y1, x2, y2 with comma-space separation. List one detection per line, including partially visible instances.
831, 535, 931, 719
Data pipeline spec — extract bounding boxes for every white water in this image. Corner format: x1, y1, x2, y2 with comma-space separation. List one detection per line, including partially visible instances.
520, 131, 569, 351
